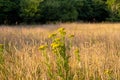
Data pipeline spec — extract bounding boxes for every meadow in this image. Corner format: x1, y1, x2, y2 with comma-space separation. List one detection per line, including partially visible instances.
0, 23, 120, 80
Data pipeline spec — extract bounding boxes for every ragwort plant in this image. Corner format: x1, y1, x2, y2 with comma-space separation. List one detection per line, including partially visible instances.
50, 28, 71, 80
39, 28, 79, 80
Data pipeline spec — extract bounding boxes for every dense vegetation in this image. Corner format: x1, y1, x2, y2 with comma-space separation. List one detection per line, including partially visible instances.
0, 0, 120, 24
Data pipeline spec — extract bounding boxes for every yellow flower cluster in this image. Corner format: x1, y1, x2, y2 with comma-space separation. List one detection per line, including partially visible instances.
58, 28, 66, 35
51, 43, 60, 49
57, 28, 65, 32
54, 38, 61, 42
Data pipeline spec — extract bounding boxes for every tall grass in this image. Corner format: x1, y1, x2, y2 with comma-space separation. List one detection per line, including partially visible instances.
0, 23, 120, 80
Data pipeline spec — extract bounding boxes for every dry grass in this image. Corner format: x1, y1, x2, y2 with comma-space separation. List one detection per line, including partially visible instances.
0, 23, 120, 80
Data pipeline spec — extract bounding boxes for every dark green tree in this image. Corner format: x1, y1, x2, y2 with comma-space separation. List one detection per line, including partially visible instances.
75, 0, 109, 22
106, 0, 120, 21
39, 0, 78, 23
0, 0, 120, 24
92, 0, 109, 21
0, 0, 20, 24
39, 0, 61, 23
59, 0, 78, 22
19, 0, 42, 23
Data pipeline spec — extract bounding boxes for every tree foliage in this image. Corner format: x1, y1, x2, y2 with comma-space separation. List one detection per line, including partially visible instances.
0, 0, 19, 24
19, 0, 42, 23
106, 0, 120, 21
0, 0, 120, 24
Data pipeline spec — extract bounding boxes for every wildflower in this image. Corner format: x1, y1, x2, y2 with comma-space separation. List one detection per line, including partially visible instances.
58, 28, 66, 36
60, 31, 66, 35
48, 33, 57, 38
51, 43, 60, 49
54, 38, 61, 42
39, 45, 48, 50
104, 69, 111, 75
58, 28, 65, 32
104, 70, 109, 74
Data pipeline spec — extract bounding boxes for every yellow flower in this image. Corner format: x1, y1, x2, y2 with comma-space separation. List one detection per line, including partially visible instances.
104, 69, 110, 74
60, 31, 66, 35
54, 38, 61, 42
48, 33, 57, 38
51, 43, 60, 49
39, 45, 48, 50
58, 28, 65, 32
58, 28, 66, 35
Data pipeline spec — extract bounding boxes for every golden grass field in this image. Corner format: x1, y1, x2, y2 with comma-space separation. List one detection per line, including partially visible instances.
0, 23, 120, 80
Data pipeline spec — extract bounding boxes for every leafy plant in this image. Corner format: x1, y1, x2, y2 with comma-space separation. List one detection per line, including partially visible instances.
39, 28, 79, 80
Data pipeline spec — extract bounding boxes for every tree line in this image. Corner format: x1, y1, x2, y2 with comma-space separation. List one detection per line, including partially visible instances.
0, 0, 120, 24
